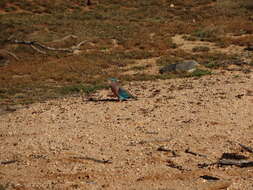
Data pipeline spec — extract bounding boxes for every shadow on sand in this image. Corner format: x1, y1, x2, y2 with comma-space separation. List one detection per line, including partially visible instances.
85, 98, 119, 102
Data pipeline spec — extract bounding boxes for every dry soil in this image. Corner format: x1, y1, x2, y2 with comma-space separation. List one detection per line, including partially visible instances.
0, 69, 253, 190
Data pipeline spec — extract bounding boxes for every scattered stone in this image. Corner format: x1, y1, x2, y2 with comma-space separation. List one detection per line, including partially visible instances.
71, 156, 112, 164
0, 105, 22, 115
167, 160, 191, 171
198, 153, 253, 168
196, 180, 231, 190
185, 148, 207, 158
244, 46, 253, 51
200, 175, 220, 181
235, 94, 244, 99
159, 60, 200, 74
1, 160, 18, 165
218, 159, 253, 167
0, 55, 9, 67
220, 153, 247, 160
157, 146, 177, 156
246, 90, 253, 96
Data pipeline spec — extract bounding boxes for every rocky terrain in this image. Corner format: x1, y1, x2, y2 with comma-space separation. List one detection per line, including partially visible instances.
0, 0, 253, 189
1, 69, 253, 190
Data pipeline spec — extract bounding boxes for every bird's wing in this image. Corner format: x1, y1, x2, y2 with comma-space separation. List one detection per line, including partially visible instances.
118, 87, 136, 99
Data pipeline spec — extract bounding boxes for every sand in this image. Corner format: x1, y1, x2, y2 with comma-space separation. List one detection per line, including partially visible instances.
0, 69, 253, 190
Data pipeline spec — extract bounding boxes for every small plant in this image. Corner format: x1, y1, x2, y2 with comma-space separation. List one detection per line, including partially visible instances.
0, 183, 9, 190
188, 69, 211, 77
183, 35, 197, 41
165, 37, 178, 49
131, 65, 149, 71
5, 6, 17, 12
192, 29, 214, 39
191, 28, 218, 42
205, 62, 220, 69
58, 84, 107, 95
192, 46, 210, 52
156, 55, 182, 66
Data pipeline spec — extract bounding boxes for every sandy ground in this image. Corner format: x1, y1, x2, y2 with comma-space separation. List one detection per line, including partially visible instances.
0, 69, 253, 190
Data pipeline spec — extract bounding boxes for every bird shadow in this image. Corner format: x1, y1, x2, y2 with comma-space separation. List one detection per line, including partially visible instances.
86, 97, 119, 102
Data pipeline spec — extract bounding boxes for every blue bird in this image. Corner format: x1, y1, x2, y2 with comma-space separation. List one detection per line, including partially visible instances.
108, 78, 137, 101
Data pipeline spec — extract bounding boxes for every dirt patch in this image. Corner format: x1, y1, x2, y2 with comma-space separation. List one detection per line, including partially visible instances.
122, 57, 160, 75
172, 34, 245, 54
0, 70, 253, 189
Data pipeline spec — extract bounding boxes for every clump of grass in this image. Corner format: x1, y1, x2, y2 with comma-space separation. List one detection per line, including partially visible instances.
216, 0, 253, 16
225, 35, 253, 46
1, 0, 252, 107
156, 55, 182, 66
188, 69, 211, 77
192, 46, 210, 52
191, 28, 218, 42
131, 65, 150, 71
182, 35, 197, 41
205, 62, 220, 69
0, 183, 9, 190
122, 74, 158, 82
233, 74, 240, 78
58, 84, 107, 96
119, 50, 154, 59
4, 6, 17, 12
164, 37, 178, 49
195, 52, 242, 69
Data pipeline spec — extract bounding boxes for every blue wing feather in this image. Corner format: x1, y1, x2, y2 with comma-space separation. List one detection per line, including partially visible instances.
118, 87, 135, 100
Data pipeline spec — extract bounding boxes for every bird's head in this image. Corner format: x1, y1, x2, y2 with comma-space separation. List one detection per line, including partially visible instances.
108, 78, 120, 83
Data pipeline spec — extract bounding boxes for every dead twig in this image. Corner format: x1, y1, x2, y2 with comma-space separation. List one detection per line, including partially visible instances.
218, 159, 253, 167
239, 143, 253, 154
167, 160, 191, 171
3, 50, 19, 60
71, 156, 112, 164
128, 138, 172, 146
75, 40, 88, 49
30, 44, 46, 54
12, 39, 88, 54
200, 175, 220, 181
51, 35, 78, 43
157, 146, 178, 157
198, 153, 253, 168
67, 64, 86, 79
185, 148, 207, 158
13, 40, 73, 52
198, 162, 216, 168
1, 160, 18, 165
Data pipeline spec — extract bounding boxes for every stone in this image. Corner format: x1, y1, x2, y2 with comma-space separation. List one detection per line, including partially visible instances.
159, 60, 199, 74
244, 46, 253, 51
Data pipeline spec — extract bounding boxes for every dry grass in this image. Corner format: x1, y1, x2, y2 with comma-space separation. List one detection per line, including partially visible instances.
0, 0, 252, 106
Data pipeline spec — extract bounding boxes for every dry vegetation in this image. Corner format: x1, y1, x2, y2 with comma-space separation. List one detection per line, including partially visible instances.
0, 0, 252, 106
0, 1, 253, 189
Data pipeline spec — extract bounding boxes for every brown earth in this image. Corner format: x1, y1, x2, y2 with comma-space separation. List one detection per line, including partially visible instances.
1, 69, 253, 190
1, 0, 253, 189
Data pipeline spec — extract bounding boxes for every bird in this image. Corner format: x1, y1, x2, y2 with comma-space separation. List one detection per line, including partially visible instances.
108, 78, 137, 101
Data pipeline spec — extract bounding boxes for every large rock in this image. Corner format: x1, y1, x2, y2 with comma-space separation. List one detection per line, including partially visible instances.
159, 60, 199, 74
